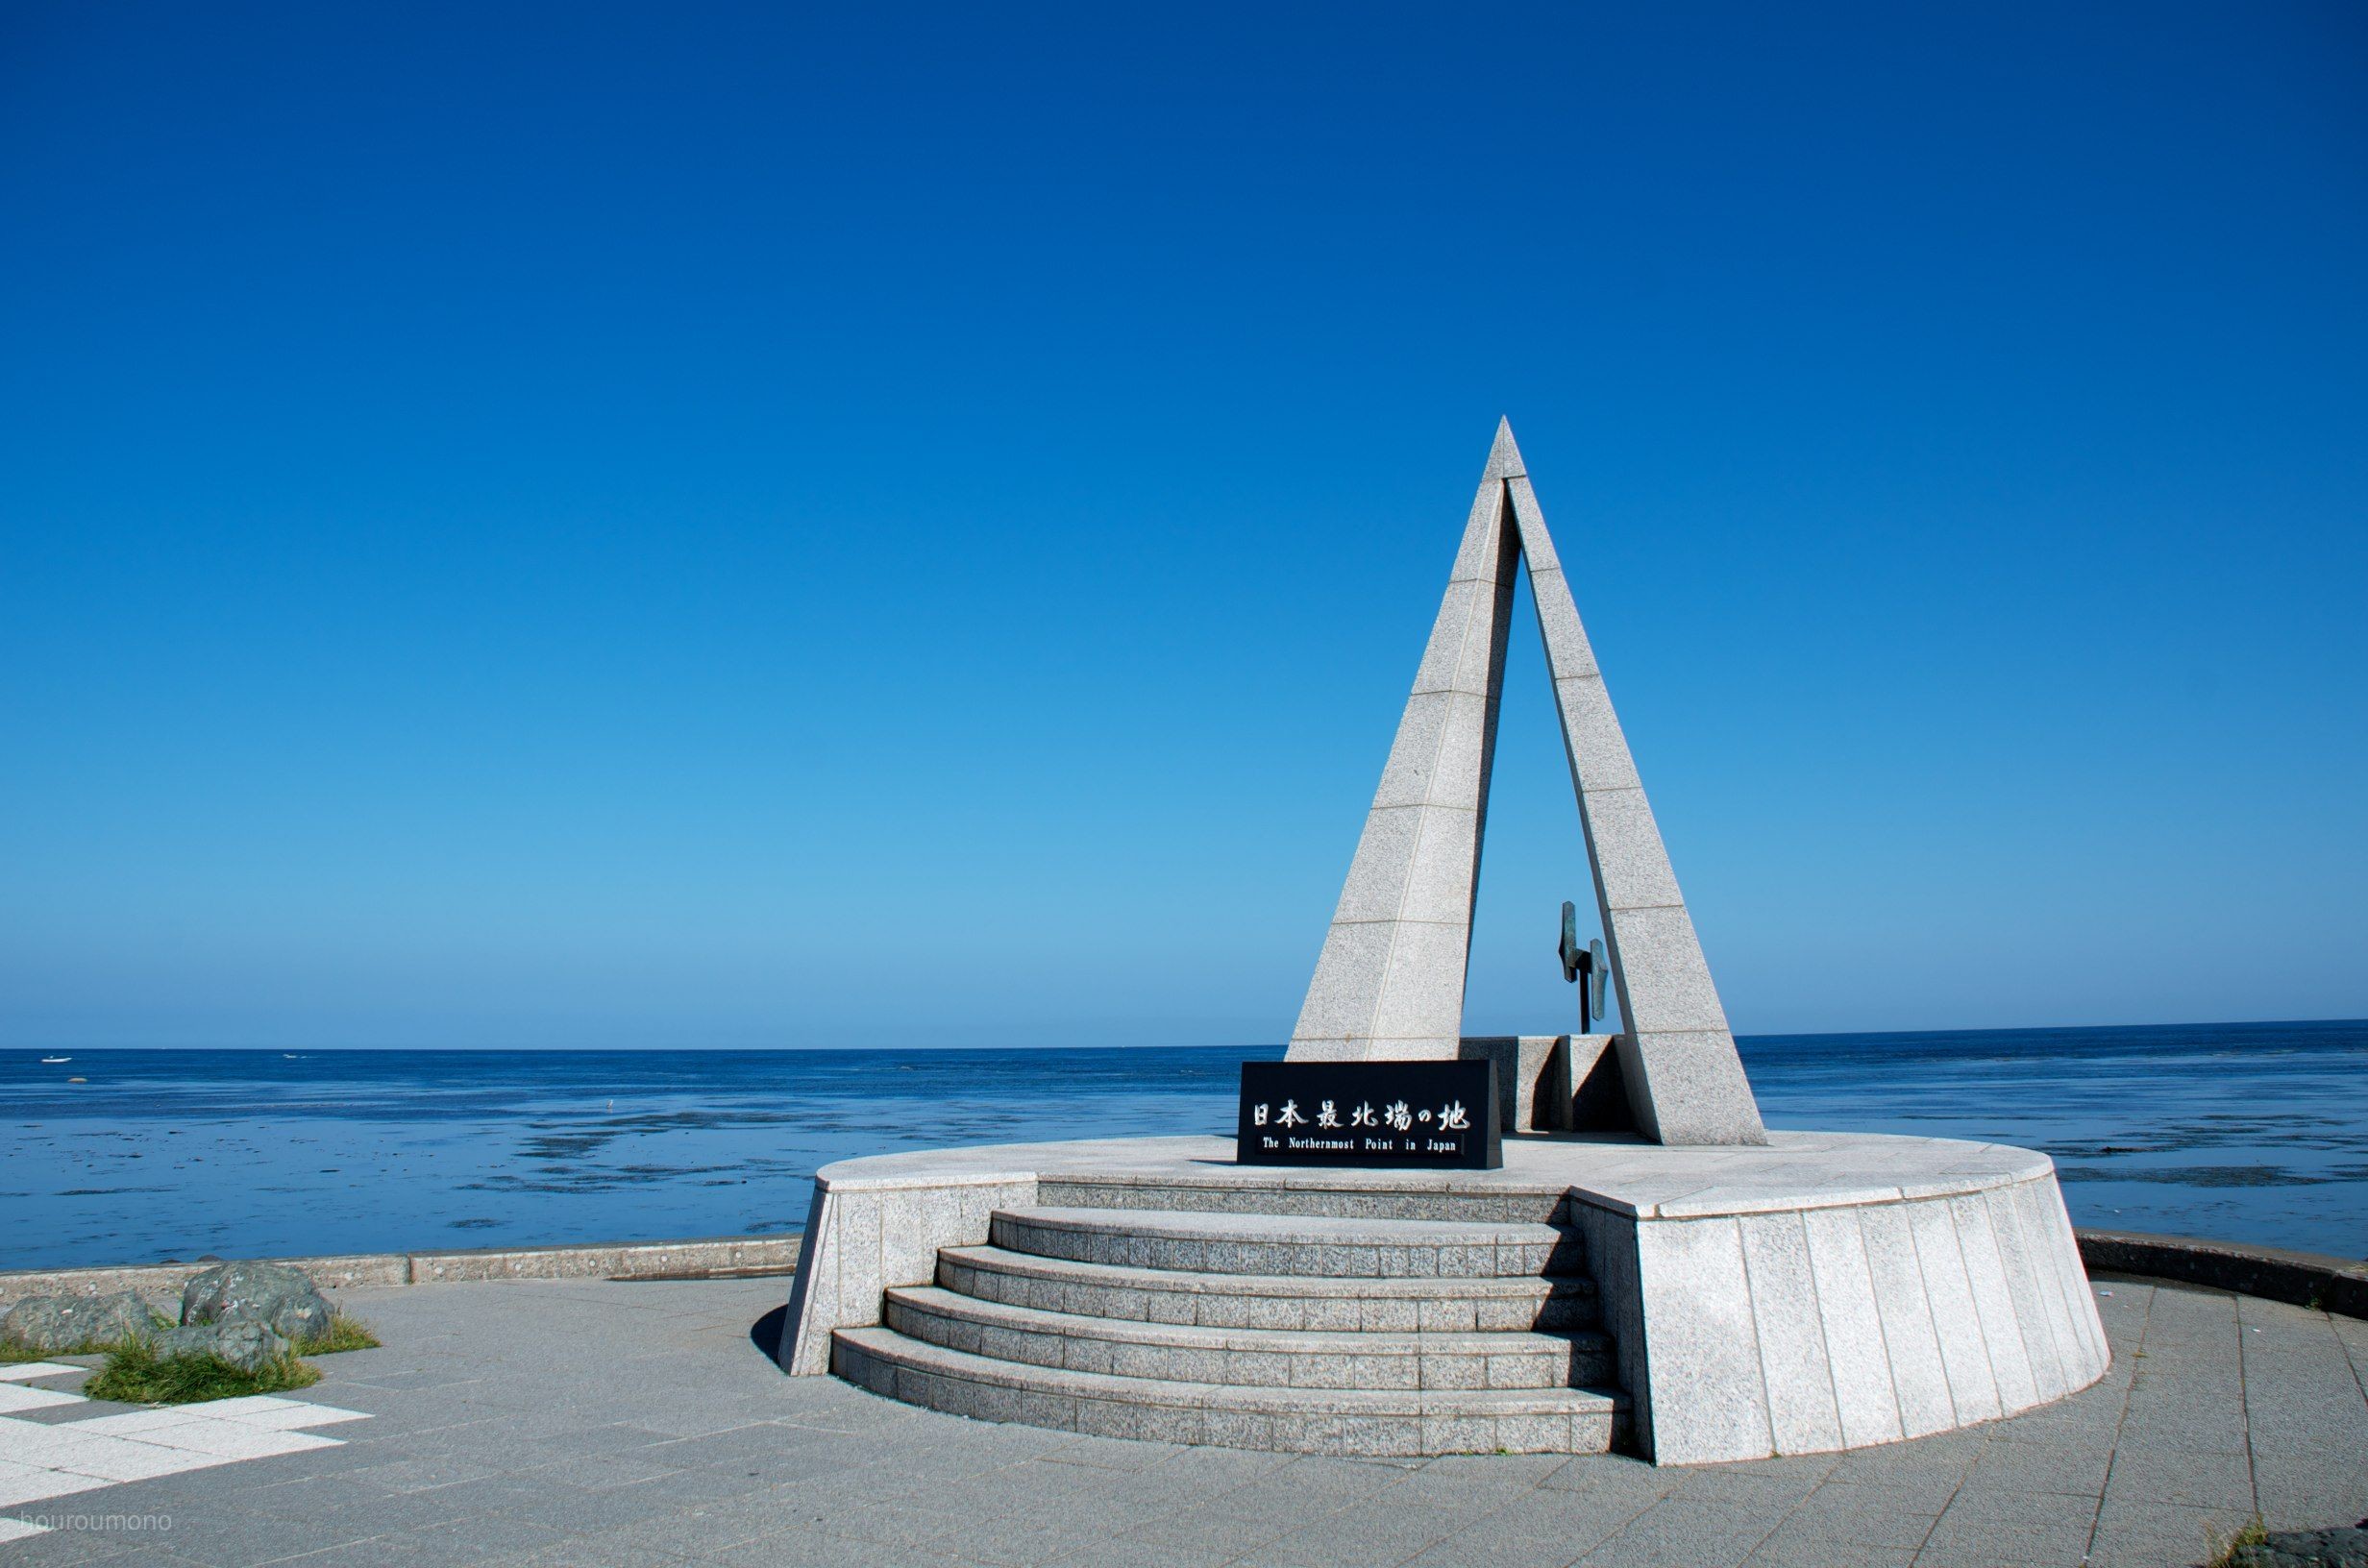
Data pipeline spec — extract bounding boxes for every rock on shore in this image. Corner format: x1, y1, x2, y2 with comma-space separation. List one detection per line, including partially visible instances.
0, 1290, 157, 1352
153, 1319, 293, 1373
181, 1261, 332, 1343
2232, 1525, 2368, 1568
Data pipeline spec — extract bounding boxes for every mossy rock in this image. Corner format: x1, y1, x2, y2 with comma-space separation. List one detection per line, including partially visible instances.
1, 1291, 157, 1354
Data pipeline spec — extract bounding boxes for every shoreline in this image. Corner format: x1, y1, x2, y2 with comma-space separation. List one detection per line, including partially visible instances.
0, 1231, 802, 1311
3, 1224, 2357, 1321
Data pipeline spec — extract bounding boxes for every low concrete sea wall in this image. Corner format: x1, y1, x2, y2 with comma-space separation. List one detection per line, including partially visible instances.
2079, 1228, 2367, 1318
4, 1225, 2356, 1325
0, 1233, 802, 1309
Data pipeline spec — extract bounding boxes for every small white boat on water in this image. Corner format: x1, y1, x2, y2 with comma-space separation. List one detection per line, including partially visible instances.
40, 1056, 70, 1064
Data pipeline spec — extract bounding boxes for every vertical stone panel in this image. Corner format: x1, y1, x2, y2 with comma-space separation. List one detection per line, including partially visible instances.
1858, 1203, 1958, 1436
1983, 1184, 2068, 1402
1634, 1216, 1774, 1463
1907, 1198, 2004, 1423
833, 1190, 884, 1341
1738, 1213, 1845, 1454
781, 1172, 1037, 1379
1949, 1194, 2039, 1411
2015, 1176, 2109, 1382
879, 1187, 950, 1289
1800, 1207, 1907, 1448
781, 1187, 840, 1375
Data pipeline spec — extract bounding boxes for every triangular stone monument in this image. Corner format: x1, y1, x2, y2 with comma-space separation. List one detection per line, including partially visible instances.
1286, 421, 1768, 1146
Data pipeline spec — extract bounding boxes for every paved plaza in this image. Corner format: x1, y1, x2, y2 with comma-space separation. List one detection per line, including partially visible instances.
0, 1271, 2360, 1568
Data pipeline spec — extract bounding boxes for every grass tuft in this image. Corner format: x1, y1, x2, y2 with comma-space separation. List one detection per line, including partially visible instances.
0, 1339, 95, 1364
2204, 1514, 2270, 1568
86, 1341, 321, 1405
296, 1310, 381, 1355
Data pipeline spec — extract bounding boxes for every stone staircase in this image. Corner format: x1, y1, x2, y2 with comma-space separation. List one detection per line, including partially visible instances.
829, 1174, 1629, 1458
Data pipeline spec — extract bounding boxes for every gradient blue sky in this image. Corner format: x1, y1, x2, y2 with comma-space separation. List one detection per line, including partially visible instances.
3, 3, 2362, 1050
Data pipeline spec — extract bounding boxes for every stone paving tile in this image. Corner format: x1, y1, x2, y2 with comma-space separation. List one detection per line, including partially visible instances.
498, 1479, 692, 1535
1668, 1459, 1837, 1508
0, 1527, 151, 1567
1144, 1443, 1297, 1489
2100, 1445, 2258, 1511
516, 1452, 692, 1491
529, 1507, 746, 1561
1802, 1464, 1971, 1518
935, 1514, 1133, 1567
2331, 1312, 2368, 1376
2240, 1297, 2368, 1530
235, 1471, 443, 1526
4, 1274, 2360, 1568
1036, 1435, 1189, 1472
489, 1540, 709, 1568
398, 1511, 582, 1563
1046, 1535, 1245, 1568
1573, 1498, 1781, 1567
340, 1453, 507, 1493
663, 1485, 843, 1552
608, 1463, 780, 1507
640, 1424, 832, 1471
1962, 1433, 2115, 1498
708, 1531, 943, 1568
805, 1499, 975, 1553
1911, 1509, 2098, 1568
1742, 1538, 1917, 1568
1470, 1482, 1654, 1545
285, 1481, 500, 1536
1533, 1455, 1683, 1508
918, 1425, 1094, 1468
1935, 1482, 2106, 1531
1085, 1506, 1289, 1561
1400, 1529, 1591, 1568
514, 1422, 683, 1460
1371, 1462, 1559, 1515
979, 1481, 1183, 1532
1763, 1483, 1948, 1550
2088, 1498, 2259, 1568
1228, 1507, 1468, 1567
2084, 1538, 2221, 1568
107, 1510, 368, 1568
1194, 1456, 1410, 1522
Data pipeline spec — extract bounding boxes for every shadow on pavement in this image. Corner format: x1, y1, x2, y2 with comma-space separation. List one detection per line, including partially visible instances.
750, 1303, 789, 1368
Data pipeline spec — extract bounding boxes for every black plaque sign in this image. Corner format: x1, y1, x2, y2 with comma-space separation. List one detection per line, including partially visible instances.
1235, 1061, 1501, 1170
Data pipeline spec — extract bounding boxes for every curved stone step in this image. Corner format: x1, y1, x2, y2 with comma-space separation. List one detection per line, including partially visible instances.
939, 1246, 1599, 1333
1037, 1173, 1569, 1225
884, 1286, 1615, 1391
833, 1327, 1625, 1457
989, 1206, 1582, 1279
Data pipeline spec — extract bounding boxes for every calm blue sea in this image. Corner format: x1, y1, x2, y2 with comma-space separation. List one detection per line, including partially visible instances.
4, 1020, 2363, 1271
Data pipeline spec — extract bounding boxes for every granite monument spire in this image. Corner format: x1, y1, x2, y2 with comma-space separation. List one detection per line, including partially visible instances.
1285, 421, 1767, 1146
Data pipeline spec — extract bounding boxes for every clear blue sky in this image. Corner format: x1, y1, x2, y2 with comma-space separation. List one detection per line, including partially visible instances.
3, 3, 2361, 1050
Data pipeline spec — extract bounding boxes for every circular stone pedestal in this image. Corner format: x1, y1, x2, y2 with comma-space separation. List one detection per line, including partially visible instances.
780, 1132, 2109, 1465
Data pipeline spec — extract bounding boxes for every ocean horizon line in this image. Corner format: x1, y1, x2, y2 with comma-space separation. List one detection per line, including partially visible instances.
12, 1015, 2367, 1056
11, 1018, 2364, 1264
